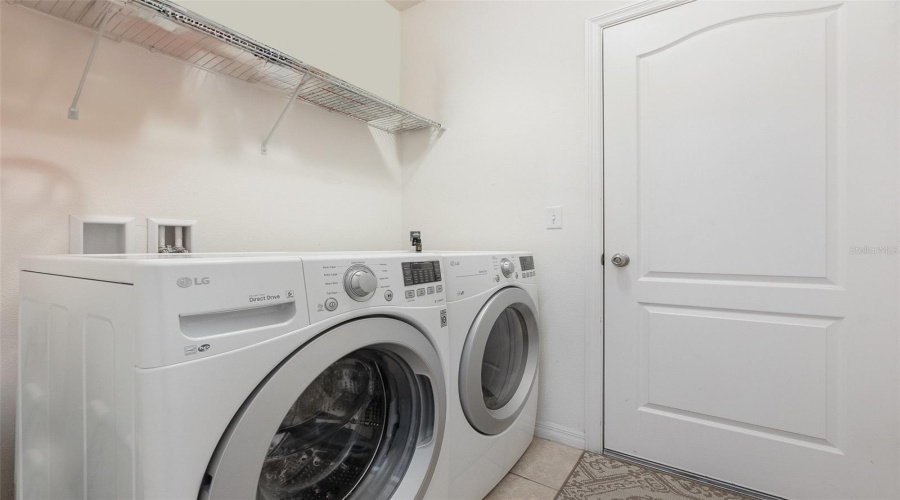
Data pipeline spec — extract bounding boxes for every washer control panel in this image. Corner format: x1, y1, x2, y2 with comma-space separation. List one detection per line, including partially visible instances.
518, 255, 536, 279
303, 254, 446, 322
402, 260, 442, 286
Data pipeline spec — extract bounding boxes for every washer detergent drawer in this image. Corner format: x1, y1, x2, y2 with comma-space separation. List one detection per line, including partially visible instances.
133, 258, 310, 368
179, 302, 297, 340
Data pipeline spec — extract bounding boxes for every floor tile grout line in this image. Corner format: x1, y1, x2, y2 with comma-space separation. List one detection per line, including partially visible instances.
552, 450, 588, 500
507, 471, 562, 495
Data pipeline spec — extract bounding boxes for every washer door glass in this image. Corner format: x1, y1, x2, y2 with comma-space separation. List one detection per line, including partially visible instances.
258, 349, 419, 500
481, 308, 528, 410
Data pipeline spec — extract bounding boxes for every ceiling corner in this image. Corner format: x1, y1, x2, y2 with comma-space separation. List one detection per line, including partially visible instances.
385, 0, 424, 12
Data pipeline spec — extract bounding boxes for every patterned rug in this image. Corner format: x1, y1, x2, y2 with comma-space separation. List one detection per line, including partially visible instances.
556, 452, 752, 500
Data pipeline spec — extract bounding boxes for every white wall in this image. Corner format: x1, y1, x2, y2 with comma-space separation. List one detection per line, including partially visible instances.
0, 2, 401, 496
179, 0, 402, 102
399, 0, 627, 447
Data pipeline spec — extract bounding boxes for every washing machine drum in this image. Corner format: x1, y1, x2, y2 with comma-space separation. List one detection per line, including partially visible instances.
203, 318, 445, 500
259, 349, 414, 499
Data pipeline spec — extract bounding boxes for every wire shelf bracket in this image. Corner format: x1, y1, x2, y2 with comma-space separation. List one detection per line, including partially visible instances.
15, 0, 442, 134
261, 72, 311, 156
68, 8, 113, 120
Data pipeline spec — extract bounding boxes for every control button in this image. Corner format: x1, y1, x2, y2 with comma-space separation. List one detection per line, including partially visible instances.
405, 290, 415, 299
416, 288, 426, 297
344, 265, 377, 302
427, 286, 435, 295
324, 297, 338, 311
384, 290, 393, 301
500, 258, 515, 278
436, 285, 443, 293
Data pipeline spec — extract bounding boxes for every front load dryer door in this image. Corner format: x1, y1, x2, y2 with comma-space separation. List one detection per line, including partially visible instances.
460, 287, 540, 435
201, 318, 446, 500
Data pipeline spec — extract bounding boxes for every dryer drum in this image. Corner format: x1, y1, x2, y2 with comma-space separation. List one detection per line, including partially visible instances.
257, 349, 421, 500
481, 308, 529, 411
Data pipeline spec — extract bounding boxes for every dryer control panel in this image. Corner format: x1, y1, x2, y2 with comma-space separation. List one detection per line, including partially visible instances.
441, 252, 537, 302
303, 254, 446, 323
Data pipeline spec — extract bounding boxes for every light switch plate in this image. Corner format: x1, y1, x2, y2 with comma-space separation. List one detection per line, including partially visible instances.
546, 206, 563, 229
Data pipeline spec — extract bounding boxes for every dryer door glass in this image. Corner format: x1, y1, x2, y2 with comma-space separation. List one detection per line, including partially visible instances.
460, 286, 540, 435
258, 348, 420, 500
481, 308, 528, 410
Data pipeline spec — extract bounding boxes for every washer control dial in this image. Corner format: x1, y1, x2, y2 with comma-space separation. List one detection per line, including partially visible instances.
344, 265, 378, 301
500, 258, 515, 278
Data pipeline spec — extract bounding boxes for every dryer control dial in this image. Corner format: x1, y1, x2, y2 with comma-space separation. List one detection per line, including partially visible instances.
344, 265, 378, 301
500, 258, 515, 278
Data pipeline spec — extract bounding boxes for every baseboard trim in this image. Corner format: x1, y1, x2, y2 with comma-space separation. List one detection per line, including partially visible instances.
534, 421, 586, 450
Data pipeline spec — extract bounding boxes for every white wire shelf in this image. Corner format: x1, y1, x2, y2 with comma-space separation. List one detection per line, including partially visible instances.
14, 0, 443, 134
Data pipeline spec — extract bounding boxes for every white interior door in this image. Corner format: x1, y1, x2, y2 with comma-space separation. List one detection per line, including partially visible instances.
603, 2, 900, 498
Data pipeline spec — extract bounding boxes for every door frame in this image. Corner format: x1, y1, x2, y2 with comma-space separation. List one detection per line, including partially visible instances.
583, 0, 695, 453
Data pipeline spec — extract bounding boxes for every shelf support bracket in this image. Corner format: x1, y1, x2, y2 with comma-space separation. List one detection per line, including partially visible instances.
261, 72, 311, 155
69, 9, 113, 120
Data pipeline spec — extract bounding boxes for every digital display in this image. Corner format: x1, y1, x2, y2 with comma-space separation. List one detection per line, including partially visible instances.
402, 261, 442, 286
519, 256, 535, 271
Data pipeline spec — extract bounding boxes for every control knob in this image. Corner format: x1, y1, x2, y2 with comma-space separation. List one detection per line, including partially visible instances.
500, 258, 515, 278
344, 265, 378, 301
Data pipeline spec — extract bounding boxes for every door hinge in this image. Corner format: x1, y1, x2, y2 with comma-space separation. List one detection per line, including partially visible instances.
601, 253, 605, 266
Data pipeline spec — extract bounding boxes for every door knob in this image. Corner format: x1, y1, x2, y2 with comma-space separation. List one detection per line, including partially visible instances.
611, 253, 630, 267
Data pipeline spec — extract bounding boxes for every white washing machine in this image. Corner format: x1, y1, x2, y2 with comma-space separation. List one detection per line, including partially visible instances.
439, 252, 540, 500
16, 252, 451, 500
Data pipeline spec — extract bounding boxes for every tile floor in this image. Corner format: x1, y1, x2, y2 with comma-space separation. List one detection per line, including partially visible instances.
484, 438, 752, 500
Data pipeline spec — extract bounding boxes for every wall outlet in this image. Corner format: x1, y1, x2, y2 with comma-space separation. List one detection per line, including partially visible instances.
148, 218, 198, 253
546, 206, 563, 229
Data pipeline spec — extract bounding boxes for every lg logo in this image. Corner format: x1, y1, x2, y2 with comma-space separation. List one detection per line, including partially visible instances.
177, 277, 210, 288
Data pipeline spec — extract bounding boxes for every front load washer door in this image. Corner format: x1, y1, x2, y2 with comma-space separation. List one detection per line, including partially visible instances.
460, 287, 540, 435
201, 318, 445, 500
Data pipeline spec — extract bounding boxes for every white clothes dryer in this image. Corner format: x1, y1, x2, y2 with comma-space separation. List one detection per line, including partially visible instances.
17, 252, 450, 500
439, 252, 540, 500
